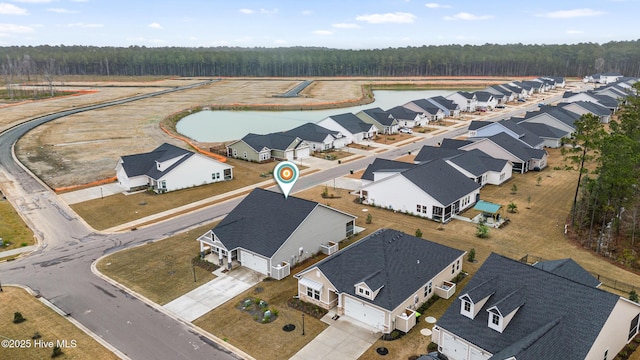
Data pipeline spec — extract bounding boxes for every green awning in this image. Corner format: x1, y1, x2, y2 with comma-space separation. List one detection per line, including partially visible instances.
474, 200, 502, 214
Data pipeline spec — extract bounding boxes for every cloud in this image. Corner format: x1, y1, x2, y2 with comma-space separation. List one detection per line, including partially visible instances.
148, 22, 163, 29
356, 12, 416, 24
0, 23, 35, 36
260, 8, 278, 15
313, 30, 333, 35
239, 8, 254, 14
567, 29, 584, 34
444, 12, 493, 20
48, 8, 79, 14
425, 3, 451, 8
274, 39, 287, 45
0, 3, 29, 15
332, 23, 359, 29
538, 8, 605, 18
11, 0, 52, 3
301, 10, 312, 16
66, 22, 103, 28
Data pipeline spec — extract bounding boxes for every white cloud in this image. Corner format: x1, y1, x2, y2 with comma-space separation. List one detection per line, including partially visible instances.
0, 3, 29, 15
260, 8, 278, 15
425, 3, 451, 8
332, 23, 359, 29
313, 30, 333, 35
239, 8, 254, 14
48, 8, 78, 14
538, 8, 605, 19
66, 22, 103, 28
0, 23, 35, 36
148, 22, 163, 29
567, 29, 584, 34
356, 12, 416, 24
301, 10, 312, 16
444, 12, 493, 21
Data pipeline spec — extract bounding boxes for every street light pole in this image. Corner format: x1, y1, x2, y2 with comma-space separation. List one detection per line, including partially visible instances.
192, 264, 197, 282
302, 313, 305, 336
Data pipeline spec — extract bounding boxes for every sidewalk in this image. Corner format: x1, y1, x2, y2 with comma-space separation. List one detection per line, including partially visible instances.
0, 245, 36, 259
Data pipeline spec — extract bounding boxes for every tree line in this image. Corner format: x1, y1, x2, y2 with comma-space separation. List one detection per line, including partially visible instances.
2, 40, 640, 79
566, 82, 640, 266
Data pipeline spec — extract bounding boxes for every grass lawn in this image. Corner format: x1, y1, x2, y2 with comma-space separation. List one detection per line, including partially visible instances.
0, 286, 118, 360
0, 198, 35, 253
71, 158, 280, 230
372, 133, 414, 145
95, 222, 218, 305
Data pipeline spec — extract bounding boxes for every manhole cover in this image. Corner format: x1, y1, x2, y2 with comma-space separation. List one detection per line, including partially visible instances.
282, 324, 296, 332
376, 347, 389, 355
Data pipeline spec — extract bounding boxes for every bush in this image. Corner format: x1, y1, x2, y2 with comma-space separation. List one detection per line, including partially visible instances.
51, 346, 63, 358
366, 213, 373, 224
630, 290, 639, 303
467, 248, 476, 262
415, 229, 423, 238
476, 223, 489, 238
13, 312, 25, 324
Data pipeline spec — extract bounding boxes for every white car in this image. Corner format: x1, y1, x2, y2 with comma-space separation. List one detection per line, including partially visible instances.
399, 128, 413, 134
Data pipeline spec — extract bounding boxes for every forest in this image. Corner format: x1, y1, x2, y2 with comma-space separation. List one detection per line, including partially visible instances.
2, 40, 640, 79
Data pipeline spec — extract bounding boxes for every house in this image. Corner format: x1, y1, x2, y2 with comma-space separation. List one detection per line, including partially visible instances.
226, 132, 310, 162
516, 122, 570, 148
414, 146, 512, 187
584, 72, 624, 84
196, 188, 356, 280
509, 82, 534, 97
360, 158, 416, 186
520, 80, 546, 94
427, 96, 461, 117
359, 159, 481, 222
484, 85, 515, 103
562, 91, 620, 112
593, 84, 629, 100
473, 91, 498, 111
543, 76, 566, 88
116, 143, 233, 193
433, 253, 640, 360
317, 113, 378, 144
403, 99, 446, 121
559, 101, 612, 124
356, 107, 399, 134
517, 106, 581, 134
456, 132, 548, 173
447, 91, 478, 112
386, 105, 427, 128
283, 122, 347, 152
295, 228, 465, 333
468, 120, 544, 149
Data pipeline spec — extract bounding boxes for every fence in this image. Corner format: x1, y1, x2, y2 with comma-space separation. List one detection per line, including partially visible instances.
518, 254, 638, 294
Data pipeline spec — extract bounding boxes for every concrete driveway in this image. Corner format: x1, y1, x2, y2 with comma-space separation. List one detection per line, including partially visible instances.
290, 312, 380, 360
163, 266, 263, 321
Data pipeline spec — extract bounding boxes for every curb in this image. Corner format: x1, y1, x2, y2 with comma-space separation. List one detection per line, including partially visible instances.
4, 284, 131, 360
90, 255, 255, 360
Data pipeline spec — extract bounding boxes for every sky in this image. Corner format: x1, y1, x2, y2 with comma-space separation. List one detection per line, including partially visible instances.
1, 0, 639, 49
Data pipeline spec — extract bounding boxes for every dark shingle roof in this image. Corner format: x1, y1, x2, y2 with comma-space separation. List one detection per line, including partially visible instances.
559, 101, 611, 116
308, 228, 464, 311
120, 143, 194, 180
439, 138, 474, 149
386, 105, 421, 120
522, 106, 581, 129
283, 122, 339, 143
241, 132, 302, 152
482, 133, 546, 161
428, 96, 460, 111
448, 149, 509, 175
414, 145, 464, 163
497, 120, 543, 148
437, 253, 620, 360
468, 121, 492, 131
533, 259, 601, 288
516, 122, 569, 140
359, 107, 397, 126
327, 113, 374, 134
405, 99, 445, 115
212, 188, 321, 257
361, 158, 415, 181
402, 159, 481, 205
474, 91, 495, 102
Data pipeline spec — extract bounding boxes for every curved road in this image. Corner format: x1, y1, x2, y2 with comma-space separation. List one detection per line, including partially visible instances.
0, 83, 564, 359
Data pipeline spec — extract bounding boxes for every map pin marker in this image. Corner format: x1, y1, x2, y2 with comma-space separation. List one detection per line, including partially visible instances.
274, 161, 299, 199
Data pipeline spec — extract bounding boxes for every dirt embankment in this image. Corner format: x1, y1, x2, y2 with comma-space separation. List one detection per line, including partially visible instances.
11, 77, 514, 189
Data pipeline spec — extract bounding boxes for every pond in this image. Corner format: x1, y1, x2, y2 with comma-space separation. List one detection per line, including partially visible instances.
176, 90, 455, 142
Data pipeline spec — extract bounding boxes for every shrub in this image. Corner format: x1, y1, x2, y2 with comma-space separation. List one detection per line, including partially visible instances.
415, 229, 423, 238
510, 184, 518, 195
467, 248, 476, 262
366, 213, 372, 224
51, 346, 63, 358
507, 202, 518, 213
13, 312, 25, 324
476, 223, 489, 238
630, 290, 639, 303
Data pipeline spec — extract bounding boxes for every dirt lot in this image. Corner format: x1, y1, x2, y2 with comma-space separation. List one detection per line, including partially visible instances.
9, 77, 506, 189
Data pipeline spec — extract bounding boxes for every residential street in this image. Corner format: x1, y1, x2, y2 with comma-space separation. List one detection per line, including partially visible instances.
0, 85, 564, 359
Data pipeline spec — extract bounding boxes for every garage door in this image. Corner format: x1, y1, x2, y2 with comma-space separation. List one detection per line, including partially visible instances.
240, 250, 268, 275
344, 297, 385, 330
442, 332, 469, 360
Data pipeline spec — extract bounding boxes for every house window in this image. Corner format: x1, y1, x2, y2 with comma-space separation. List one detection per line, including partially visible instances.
159, 180, 166, 190
464, 301, 471, 312
456, 260, 460, 270
452, 264, 456, 274
629, 314, 640, 341
492, 313, 500, 325
424, 282, 432, 297
414, 295, 419, 304
307, 287, 320, 300
212, 172, 220, 180
232, 149, 238, 157
260, 152, 269, 161
242, 151, 248, 159
604, 349, 608, 360
433, 206, 443, 216
346, 220, 354, 236
500, 173, 505, 181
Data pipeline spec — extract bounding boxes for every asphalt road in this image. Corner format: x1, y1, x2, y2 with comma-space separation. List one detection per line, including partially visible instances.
0, 85, 565, 359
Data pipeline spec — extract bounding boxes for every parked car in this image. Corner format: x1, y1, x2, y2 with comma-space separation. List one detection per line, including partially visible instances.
399, 128, 413, 134
417, 352, 449, 360
495, 104, 506, 109
538, 102, 545, 107
518, 98, 526, 102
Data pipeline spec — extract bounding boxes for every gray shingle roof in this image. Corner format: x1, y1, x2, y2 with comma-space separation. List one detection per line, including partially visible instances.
448, 149, 509, 175
307, 228, 464, 311
428, 96, 460, 111
386, 105, 421, 120
474, 91, 495, 102
481, 133, 546, 162
414, 145, 464, 163
283, 122, 339, 143
439, 138, 474, 149
533, 258, 601, 288
437, 253, 620, 360
241, 133, 301, 152
361, 158, 416, 181
212, 188, 321, 257
516, 122, 569, 140
522, 107, 580, 130
468, 121, 492, 131
559, 101, 611, 116
327, 113, 373, 134
405, 99, 444, 115
402, 159, 481, 205
120, 143, 194, 180
360, 107, 397, 126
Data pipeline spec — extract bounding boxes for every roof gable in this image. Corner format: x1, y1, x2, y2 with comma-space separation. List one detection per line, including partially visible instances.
402, 159, 481, 205
327, 113, 373, 134
361, 158, 416, 181
533, 258, 601, 288
120, 143, 195, 179
283, 122, 339, 143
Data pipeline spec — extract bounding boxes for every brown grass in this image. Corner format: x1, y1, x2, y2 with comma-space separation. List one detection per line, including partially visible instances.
372, 133, 414, 145
0, 198, 35, 252
95, 222, 217, 305
0, 286, 118, 360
